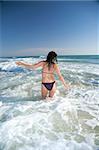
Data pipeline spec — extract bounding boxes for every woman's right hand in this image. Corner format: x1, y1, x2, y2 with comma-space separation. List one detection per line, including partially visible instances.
65, 83, 71, 90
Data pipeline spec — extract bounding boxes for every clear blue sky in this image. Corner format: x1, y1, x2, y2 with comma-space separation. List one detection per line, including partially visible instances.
1, 1, 98, 57
97, 2, 99, 54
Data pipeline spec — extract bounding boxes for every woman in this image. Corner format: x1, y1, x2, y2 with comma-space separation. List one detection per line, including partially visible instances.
16, 51, 69, 99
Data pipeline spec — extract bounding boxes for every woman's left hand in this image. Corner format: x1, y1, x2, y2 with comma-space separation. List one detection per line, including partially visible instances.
16, 61, 23, 66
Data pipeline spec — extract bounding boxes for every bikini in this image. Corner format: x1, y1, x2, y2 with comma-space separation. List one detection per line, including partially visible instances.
42, 81, 55, 91
42, 71, 55, 91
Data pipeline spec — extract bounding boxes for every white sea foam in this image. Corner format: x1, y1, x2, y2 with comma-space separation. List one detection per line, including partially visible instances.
0, 57, 99, 150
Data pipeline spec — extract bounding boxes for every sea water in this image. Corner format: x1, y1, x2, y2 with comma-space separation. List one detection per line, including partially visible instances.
0, 55, 99, 150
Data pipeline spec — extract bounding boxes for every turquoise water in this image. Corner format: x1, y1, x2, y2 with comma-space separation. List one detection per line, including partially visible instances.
1, 55, 99, 64
0, 55, 99, 150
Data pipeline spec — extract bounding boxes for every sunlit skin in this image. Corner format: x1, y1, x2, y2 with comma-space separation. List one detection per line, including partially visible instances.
16, 61, 70, 99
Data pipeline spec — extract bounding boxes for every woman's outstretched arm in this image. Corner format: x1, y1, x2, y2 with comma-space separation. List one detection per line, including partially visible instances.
54, 64, 70, 89
16, 61, 44, 69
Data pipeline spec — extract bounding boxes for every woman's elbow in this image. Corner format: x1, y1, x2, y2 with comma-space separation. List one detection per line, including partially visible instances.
59, 75, 63, 80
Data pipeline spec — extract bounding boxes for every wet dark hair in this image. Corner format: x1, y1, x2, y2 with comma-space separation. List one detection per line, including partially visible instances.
46, 51, 58, 70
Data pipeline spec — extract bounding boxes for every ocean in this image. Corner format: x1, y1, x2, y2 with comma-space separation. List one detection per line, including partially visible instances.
0, 55, 99, 150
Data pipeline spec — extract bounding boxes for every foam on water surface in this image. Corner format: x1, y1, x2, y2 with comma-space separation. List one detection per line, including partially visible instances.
0, 57, 99, 150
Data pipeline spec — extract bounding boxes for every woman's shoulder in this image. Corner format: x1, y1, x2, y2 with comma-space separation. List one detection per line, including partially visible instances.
42, 60, 46, 63
54, 63, 58, 68
39, 60, 46, 64
42, 60, 48, 67
42, 60, 47, 64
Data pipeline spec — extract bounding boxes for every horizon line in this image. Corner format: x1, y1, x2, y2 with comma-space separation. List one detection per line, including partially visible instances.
0, 54, 99, 58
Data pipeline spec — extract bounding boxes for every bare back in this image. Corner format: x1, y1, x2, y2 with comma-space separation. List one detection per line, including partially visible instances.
42, 61, 56, 83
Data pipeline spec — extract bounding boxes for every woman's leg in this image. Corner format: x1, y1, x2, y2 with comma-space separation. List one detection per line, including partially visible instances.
41, 84, 48, 99
49, 83, 56, 97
